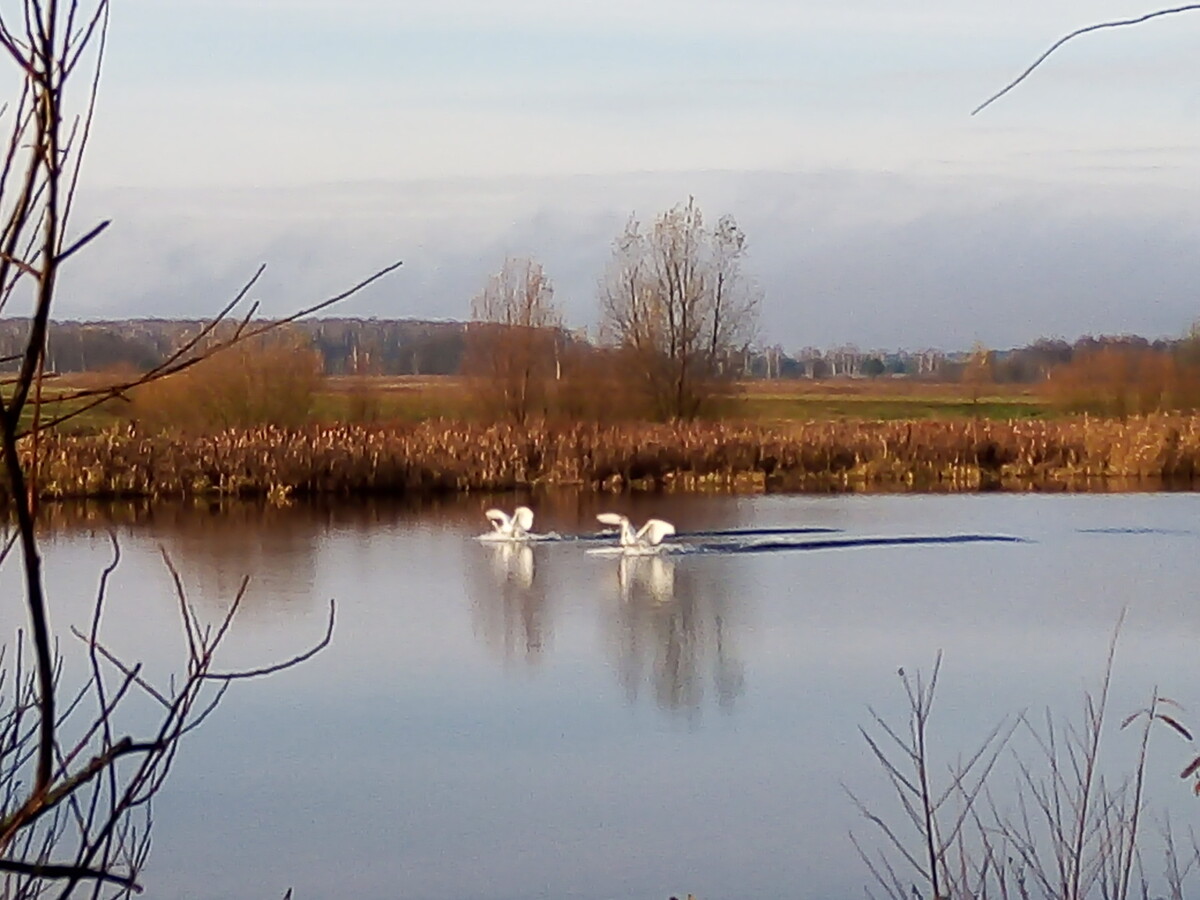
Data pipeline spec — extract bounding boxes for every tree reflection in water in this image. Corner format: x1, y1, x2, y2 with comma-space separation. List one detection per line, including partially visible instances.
604, 554, 745, 716
469, 541, 549, 664
136, 502, 321, 618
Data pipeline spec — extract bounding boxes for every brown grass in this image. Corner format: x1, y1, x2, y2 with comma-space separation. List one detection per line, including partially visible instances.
13, 413, 1200, 502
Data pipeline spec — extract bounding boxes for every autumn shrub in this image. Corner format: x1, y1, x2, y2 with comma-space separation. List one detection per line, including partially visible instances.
1044, 346, 1200, 416
461, 322, 562, 423
552, 344, 656, 422
132, 330, 324, 433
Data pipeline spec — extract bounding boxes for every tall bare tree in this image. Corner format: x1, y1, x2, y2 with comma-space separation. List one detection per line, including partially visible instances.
600, 198, 759, 420
0, 2, 397, 895
465, 256, 561, 424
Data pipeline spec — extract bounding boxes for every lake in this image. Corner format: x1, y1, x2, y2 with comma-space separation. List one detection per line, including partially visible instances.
11, 491, 1200, 899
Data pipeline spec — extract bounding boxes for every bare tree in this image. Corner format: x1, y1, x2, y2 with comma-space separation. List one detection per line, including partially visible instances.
464, 256, 561, 424
974, 5, 1200, 114
0, 2, 397, 895
599, 198, 759, 420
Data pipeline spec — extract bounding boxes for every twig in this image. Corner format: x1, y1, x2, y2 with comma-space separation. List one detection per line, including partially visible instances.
973, 5, 1200, 115
204, 599, 336, 681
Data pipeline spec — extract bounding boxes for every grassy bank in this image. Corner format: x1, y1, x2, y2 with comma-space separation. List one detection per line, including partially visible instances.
17, 414, 1200, 502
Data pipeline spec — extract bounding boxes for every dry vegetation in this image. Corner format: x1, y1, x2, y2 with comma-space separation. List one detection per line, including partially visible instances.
131, 330, 323, 431
15, 413, 1200, 502
22, 342, 1200, 500
1041, 345, 1200, 417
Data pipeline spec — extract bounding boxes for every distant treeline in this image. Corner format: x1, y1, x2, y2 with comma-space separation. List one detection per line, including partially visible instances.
0, 318, 470, 376
767, 333, 1200, 383
0, 317, 1197, 384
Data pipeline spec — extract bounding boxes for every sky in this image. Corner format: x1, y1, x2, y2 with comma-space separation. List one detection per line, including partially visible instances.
38, 0, 1200, 351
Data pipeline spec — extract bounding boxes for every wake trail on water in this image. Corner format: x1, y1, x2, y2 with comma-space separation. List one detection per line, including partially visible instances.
475, 531, 565, 543
583, 533, 1027, 557
528, 525, 844, 544
476, 528, 1028, 555
1077, 527, 1194, 537
673, 526, 841, 538
684, 533, 1028, 555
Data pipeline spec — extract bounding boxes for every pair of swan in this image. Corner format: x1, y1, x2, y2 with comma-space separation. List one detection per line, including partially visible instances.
481, 507, 675, 552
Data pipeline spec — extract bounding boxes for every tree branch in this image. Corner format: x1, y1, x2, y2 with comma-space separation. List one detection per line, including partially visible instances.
203, 599, 335, 681
973, 5, 1200, 115
0, 856, 141, 892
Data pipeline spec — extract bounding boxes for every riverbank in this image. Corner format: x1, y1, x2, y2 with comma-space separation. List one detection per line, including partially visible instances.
16, 414, 1200, 501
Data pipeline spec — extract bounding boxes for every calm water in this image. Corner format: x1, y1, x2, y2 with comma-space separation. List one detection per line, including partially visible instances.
9, 491, 1200, 899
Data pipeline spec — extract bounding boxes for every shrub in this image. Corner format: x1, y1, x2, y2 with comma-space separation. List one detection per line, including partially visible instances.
132, 329, 323, 433
1044, 346, 1200, 416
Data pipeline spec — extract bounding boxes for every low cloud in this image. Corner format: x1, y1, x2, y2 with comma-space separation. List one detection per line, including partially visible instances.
54, 169, 1200, 352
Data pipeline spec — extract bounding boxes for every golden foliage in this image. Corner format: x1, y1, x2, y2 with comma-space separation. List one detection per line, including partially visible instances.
132, 330, 323, 432
1044, 346, 1200, 416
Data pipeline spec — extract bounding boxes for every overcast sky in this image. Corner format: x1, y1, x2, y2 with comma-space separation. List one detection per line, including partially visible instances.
46, 1, 1200, 350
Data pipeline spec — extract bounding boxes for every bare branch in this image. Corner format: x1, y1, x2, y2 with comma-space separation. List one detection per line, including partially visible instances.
0, 856, 141, 891
204, 600, 336, 681
973, 5, 1200, 115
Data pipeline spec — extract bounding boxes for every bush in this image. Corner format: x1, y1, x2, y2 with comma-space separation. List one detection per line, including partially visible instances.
1043, 346, 1200, 417
133, 330, 323, 432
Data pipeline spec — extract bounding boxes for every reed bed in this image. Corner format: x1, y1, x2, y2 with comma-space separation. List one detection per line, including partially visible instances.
15, 413, 1200, 502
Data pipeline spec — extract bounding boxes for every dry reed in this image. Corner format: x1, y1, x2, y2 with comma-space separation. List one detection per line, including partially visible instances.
11, 413, 1200, 502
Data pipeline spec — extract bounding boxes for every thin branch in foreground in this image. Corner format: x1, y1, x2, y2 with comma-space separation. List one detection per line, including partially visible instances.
203, 599, 336, 681
68, 627, 170, 709
972, 5, 1200, 115
22, 257, 403, 436
0, 856, 140, 892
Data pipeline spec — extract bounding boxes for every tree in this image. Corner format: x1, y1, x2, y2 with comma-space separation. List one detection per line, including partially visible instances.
599, 198, 759, 420
464, 257, 562, 423
862, 356, 886, 378
962, 341, 994, 406
0, 3, 396, 895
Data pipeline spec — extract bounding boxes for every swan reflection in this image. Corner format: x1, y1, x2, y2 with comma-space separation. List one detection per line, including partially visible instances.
604, 556, 745, 717
469, 540, 547, 663
487, 541, 535, 590
618, 555, 676, 605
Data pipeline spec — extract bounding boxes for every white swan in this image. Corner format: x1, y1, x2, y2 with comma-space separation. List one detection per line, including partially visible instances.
481, 506, 535, 541
596, 512, 676, 553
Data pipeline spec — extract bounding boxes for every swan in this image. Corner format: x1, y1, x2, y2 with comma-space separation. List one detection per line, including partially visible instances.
596, 512, 676, 553
481, 506, 535, 541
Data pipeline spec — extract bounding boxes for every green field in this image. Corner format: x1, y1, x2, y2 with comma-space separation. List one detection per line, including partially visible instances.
24, 374, 1054, 435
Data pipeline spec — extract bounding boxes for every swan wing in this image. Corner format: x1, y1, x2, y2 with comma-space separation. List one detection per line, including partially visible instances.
637, 518, 676, 546
597, 512, 637, 546
484, 508, 511, 534
513, 506, 535, 535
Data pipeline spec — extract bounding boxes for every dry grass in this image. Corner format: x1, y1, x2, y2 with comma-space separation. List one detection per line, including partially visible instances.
13, 413, 1200, 502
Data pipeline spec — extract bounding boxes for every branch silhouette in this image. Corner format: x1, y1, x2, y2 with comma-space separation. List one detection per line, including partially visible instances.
973, 5, 1200, 115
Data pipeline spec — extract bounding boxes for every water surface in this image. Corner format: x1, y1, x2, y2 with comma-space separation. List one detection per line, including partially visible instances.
10, 491, 1200, 899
